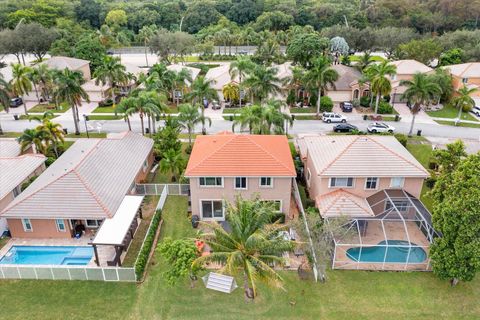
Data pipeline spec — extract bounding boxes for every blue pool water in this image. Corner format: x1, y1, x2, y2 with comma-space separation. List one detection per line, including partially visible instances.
0, 246, 94, 265
346, 240, 427, 263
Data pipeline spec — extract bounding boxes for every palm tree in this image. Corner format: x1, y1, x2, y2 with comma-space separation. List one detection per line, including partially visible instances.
401, 73, 442, 136
232, 101, 292, 135
350, 52, 383, 72
193, 197, 293, 299
173, 68, 193, 106
148, 63, 176, 94
365, 60, 397, 114
0, 74, 10, 135
36, 118, 65, 158
177, 104, 211, 147
127, 90, 164, 136
229, 56, 254, 107
28, 67, 42, 104
304, 56, 339, 116
453, 85, 477, 125
10, 63, 33, 115
17, 128, 48, 155
34, 63, 54, 102
54, 69, 90, 135
137, 25, 157, 67
232, 104, 262, 134
243, 65, 281, 103
186, 76, 218, 134
93, 56, 129, 113
159, 148, 186, 182
115, 96, 137, 131
222, 82, 239, 104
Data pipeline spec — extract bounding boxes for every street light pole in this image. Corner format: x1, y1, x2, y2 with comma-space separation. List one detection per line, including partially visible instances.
83, 114, 90, 138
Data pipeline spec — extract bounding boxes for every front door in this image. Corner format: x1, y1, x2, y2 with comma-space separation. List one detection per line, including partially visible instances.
201, 200, 224, 221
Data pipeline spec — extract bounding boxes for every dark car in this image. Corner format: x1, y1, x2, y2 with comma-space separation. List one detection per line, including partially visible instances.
333, 123, 358, 133
340, 102, 353, 112
10, 97, 23, 108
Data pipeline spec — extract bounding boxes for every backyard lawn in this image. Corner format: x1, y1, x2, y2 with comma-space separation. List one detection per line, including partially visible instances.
426, 105, 478, 122
0, 196, 478, 320
406, 137, 434, 211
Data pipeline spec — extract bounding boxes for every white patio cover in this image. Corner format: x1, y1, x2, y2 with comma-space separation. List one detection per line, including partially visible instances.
92, 195, 144, 246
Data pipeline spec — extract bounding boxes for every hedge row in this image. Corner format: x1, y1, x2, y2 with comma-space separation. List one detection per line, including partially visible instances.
135, 209, 162, 280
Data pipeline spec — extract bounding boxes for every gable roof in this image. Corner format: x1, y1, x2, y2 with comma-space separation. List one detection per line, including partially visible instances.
0, 138, 22, 157
297, 135, 428, 177
167, 64, 201, 81
205, 64, 237, 90
316, 189, 374, 217
390, 60, 432, 75
185, 132, 296, 177
44, 56, 90, 71
330, 65, 362, 91
0, 154, 46, 200
1, 132, 153, 219
442, 62, 480, 78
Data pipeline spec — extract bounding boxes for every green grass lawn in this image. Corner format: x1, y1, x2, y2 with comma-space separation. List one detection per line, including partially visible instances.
92, 105, 116, 113
222, 108, 242, 114
29, 103, 70, 113
88, 115, 123, 120
65, 132, 107, 138
406, 137, 434, 211
0, 196, 479, 319
435, 120, 480, 128
427, 105, 478, 122
0, 132, 21, 138
290, 107, 316, 114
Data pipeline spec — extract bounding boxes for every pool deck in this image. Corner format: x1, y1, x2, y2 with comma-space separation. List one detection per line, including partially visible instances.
0, 238, 116, 267
332, 221, 432, 271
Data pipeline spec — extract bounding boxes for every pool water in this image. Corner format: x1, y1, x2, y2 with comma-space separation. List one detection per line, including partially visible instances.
346, 240, 427, 263
0, 246, 94, 265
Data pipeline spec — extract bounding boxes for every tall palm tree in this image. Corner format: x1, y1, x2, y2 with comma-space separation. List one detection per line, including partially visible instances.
34, 63, 54, 102
115, 96, 137, 131
10, 63, 33, 115
137, 25, 157, 67
350, 52, 383, 72
243, 65, 281, 103
304, 56, 339, 116
222, 82, 239, 104
36, 118, 65, 158
54, 69, 90, 135
229, 56, 254, 107
159, 148, 186, 182
93, 56, 129, 113
401, 73, 442, 136
149, 63, 176, 94
0, 74, 10, 135
177, 104, 211, 147
173, 68, 193, 105
232, 101, 292, 135
193, 197, 293, 299
365, 60, 397, 114
28, 67, 42, 104
186, 76, 218, 134
232, 104, 262, 134
453, 85, 477, 124
17, 128, 48, 155
127, 90, 164, 136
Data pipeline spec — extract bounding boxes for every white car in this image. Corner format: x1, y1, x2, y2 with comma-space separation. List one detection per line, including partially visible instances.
367, 122, 395, 133
472, 106, 480, 117
322, 112, 347, 123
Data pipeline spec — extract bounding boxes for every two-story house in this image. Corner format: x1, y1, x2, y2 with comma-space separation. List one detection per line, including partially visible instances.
442, 62, 480, 99
0, 139, 46, 234
297, 135, 429, 217
388, 60, 433, 104
184, 132, 296, 221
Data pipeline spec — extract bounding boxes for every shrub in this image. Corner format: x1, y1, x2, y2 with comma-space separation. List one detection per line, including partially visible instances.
360, 95, 370, 108
185, 144, 193, 155
135, 209, 162, 280
394, 133, 408, 147
319, 96, 333, 112
425, 176, 436, 189
45, 157, 55, 167
377, 101, 394, 114
286, 90, 295, 106
352, 98, 360, 108
98, 99, 113, 107
21, 176, 37, 191
306, 198, 316, 209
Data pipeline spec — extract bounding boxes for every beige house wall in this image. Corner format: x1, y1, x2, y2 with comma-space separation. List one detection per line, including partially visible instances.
8, 218, 73, 239
78, 64, 91, 81
326, 90, 352, 103
189, 177, 292, 220
452, 76, 480, 97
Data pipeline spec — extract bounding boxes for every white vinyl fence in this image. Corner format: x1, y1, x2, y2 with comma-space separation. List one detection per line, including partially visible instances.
135, 183, 190, 196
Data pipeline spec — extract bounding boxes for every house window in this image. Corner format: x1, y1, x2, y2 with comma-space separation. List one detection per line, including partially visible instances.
12, 186, 21, 198
201, 200, 224, 219
261, 200, 282, 212
260, 177, 273, 188
142, 160, 148, 172
386, 200, 409, 212
199, 177, 223, 187
85, 219, 103, 228
390, 177, 405, 188
55, 219, 66, 232
22, 219, 32, 232
365, 177, 378, 190
462, 78, 469, 84
329, 177, 354, 188
235, 177, 247, 190
391, 74, 397, 81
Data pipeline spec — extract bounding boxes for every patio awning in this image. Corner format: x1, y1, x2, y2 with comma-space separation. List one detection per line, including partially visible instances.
92, 195, 144, 246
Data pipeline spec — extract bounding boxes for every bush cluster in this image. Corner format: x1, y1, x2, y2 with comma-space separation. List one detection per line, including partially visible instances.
377, 101, 395, 114
135, 209, 162, 280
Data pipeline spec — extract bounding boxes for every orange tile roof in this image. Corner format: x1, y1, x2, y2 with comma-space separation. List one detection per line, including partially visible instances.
185, 133, 296, 177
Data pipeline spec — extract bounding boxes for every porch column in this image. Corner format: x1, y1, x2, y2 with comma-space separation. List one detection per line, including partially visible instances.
93, 244, 100, 267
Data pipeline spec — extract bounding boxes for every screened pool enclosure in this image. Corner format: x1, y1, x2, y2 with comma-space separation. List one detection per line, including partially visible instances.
329, 189, 440, 271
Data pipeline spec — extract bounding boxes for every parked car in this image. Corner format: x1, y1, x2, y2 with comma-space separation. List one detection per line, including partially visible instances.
322, 112, 347, 123
333, 123, 358, 133
10, 97, 23, 108
367, 122, 395, 133
472, 106, 480, 117
212, 100, 221, 110
238, 50, 248, 55
340, 102, 353, 112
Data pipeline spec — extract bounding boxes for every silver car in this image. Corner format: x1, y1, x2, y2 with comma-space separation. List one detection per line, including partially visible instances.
367, 122, 395, 133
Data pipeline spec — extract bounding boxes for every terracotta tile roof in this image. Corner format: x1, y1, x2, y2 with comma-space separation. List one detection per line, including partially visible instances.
185, 133, 296, 177
297, 135, 429, 177
316, 189, 374, 218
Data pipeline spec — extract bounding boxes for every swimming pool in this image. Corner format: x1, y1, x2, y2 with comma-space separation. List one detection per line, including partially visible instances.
346, 240, 427, 263
0, 246, 94, 266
